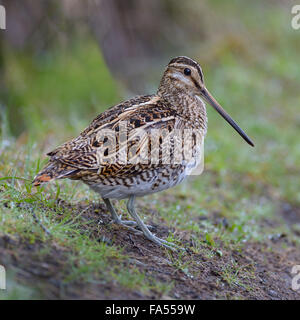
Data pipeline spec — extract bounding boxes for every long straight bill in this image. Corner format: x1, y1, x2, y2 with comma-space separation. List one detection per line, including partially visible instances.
201, 87, 254, 147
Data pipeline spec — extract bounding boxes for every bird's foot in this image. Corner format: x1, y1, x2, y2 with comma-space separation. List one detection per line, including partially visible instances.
145, 233, 184, 251
112, 217, 183, 251
112, 215, 154, 231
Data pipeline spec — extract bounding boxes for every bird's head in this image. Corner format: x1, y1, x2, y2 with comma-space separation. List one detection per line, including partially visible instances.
158, 56, 254, 147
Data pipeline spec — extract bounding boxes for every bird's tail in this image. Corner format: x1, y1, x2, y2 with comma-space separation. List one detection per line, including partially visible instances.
32, 161, 78, 186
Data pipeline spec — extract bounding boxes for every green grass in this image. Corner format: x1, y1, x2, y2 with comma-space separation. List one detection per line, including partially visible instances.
1, 38, 120, 139
0, 144, 172, 298
0, 0, 299, 299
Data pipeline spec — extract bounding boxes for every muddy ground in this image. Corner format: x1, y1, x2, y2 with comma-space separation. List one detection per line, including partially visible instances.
0, 200, 299, 300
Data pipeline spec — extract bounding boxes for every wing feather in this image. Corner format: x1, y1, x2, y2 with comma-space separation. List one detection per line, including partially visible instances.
44, 95, 186, 178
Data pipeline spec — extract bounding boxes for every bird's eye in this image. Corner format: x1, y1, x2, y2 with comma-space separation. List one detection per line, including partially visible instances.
184, 68, 191, 76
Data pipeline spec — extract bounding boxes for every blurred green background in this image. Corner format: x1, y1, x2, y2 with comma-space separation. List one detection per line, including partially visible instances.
1, 0, 299, 204
0, 0, 299, 299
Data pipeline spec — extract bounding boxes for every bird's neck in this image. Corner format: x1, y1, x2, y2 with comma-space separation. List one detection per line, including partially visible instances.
157, 86, 207, 133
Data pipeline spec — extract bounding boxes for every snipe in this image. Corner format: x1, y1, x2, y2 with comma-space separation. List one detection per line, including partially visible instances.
33, 56, 254, 250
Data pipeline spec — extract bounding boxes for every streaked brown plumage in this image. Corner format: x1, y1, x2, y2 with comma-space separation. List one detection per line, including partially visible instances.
33, 56, 254, 250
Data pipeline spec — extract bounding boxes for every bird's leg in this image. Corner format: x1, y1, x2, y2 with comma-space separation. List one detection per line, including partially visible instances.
126, 195, 182, 251
102, 198, 151, 231
103, 198, 125, 223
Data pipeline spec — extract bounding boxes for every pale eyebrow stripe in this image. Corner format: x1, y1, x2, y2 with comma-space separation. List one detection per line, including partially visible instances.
169, 63, 204, 83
